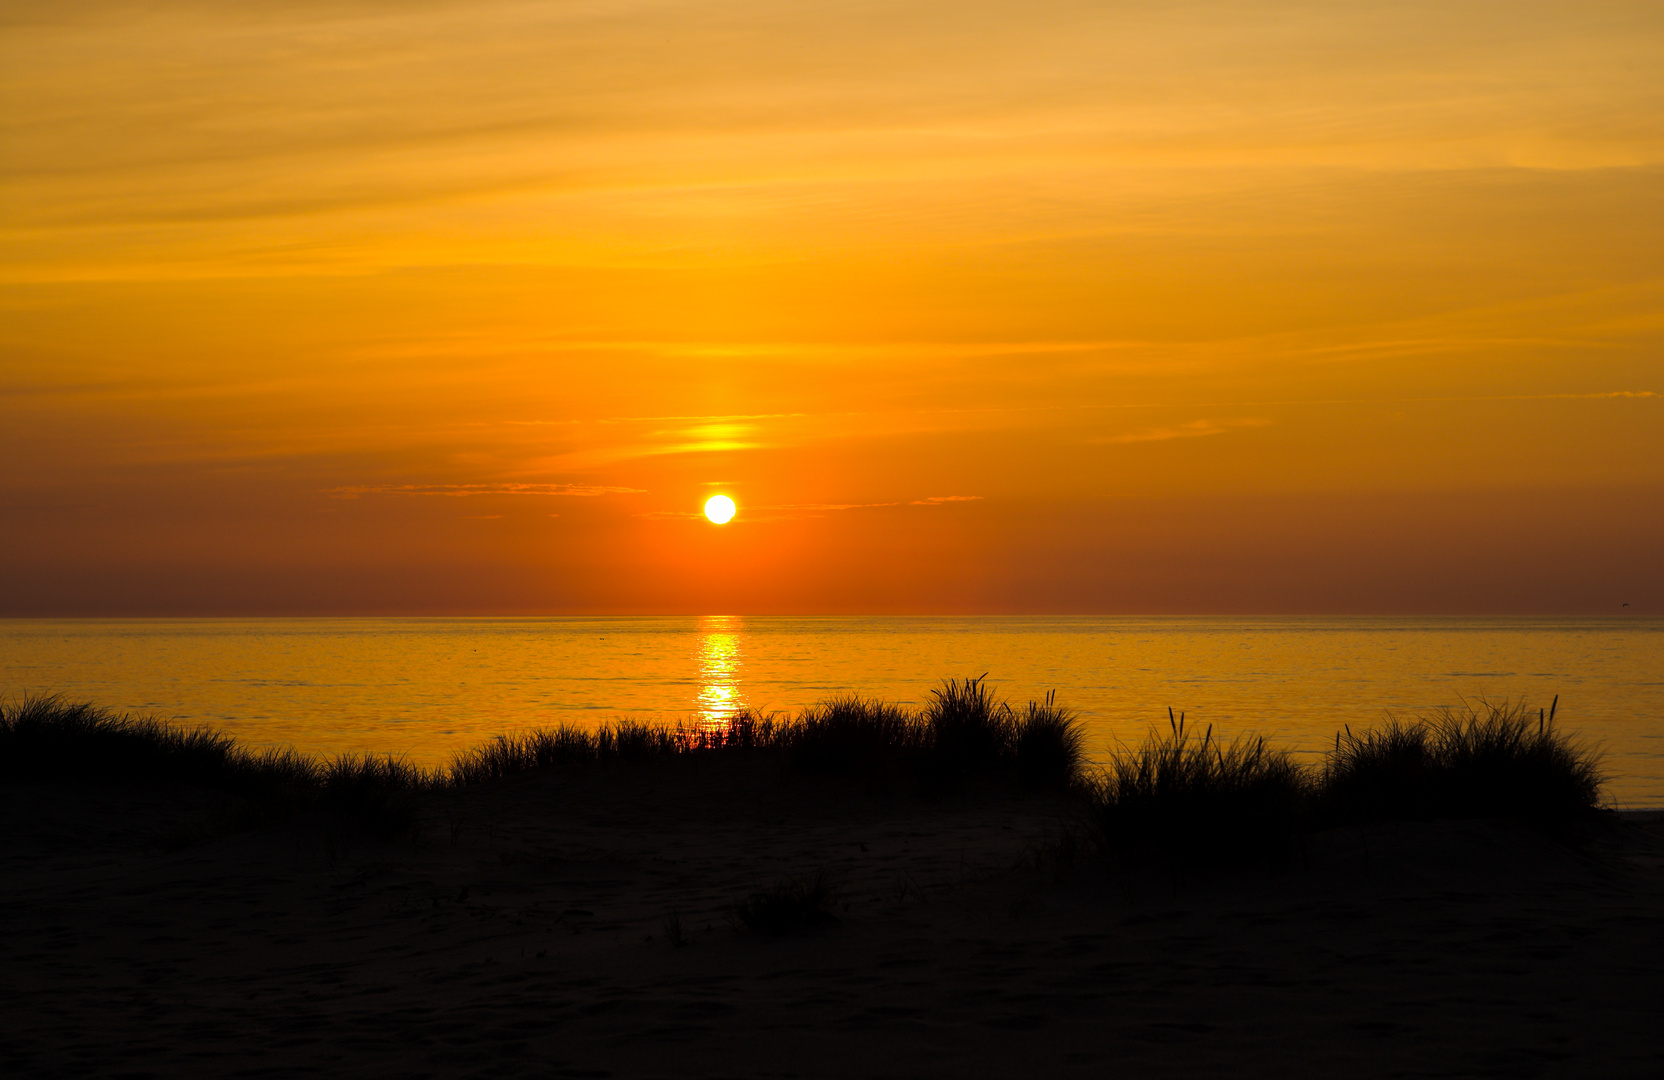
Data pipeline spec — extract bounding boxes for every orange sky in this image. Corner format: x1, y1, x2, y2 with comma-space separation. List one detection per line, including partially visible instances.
3, 0, 1661, 614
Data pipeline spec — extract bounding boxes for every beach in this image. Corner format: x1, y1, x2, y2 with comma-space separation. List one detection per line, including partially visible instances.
5, 760, 1661, 1078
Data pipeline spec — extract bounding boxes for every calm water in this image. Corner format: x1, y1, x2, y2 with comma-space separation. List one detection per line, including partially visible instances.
3, 617, 1660, 806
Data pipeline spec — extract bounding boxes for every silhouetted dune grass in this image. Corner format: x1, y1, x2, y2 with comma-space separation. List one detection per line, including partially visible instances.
1321, 697, 1602, 826
1087, 698, 1606, 868
781, 696, 921, 776
318, 753, 439, 836
1015, 691, 1086, 790
5, 690, 1605, 856
924, 675, 1015, 773
447, 677, 1082, 790
1089, 710, 1312, 868
449, 725, 598, 783
772, 678, 1087, 787
0, 696, 317, 792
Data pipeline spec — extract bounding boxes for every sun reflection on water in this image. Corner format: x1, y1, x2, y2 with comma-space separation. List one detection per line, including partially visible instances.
695, 615, 747, 729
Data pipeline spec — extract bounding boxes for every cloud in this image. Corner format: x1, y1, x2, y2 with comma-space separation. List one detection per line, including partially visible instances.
328, 482, 644, 499
1543, 390, 1657, 399
598, 411, 808, 425
551, 440, 764, 470
1092, 418, 1272, 444
1122, 391, 1658, 410
541, 418, 770, 469
637, 498, 982, 522
654, 501, 901, 521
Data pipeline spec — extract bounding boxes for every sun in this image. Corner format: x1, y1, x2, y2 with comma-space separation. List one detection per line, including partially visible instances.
703, 495, 736, 524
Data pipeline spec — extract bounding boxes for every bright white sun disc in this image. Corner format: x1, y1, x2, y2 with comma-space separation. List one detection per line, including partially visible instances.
704, 495, 736, 524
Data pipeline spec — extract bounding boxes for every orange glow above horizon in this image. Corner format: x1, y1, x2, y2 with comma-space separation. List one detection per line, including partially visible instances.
2, 0, 1662, 614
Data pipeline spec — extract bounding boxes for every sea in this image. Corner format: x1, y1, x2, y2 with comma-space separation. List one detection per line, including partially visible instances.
3, 616, 1660, 806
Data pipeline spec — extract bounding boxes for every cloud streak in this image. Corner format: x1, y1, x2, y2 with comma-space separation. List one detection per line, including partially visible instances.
637, 496, 983, 521
328, 483, 644, 498
1092, 418, 1273, 444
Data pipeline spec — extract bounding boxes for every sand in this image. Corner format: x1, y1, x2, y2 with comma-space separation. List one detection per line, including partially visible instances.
3, 758, 1662, 1078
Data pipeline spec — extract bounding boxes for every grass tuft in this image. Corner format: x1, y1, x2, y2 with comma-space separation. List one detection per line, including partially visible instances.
924, 675, 1016, 774
319, 753, 438, 836
1014, 690, 1085, 790
1088, 710, 1311, 868
0, 695, 317, 793
1322, 697, 1603, 825
685, 709, 779, 752
599, 720, 678, 761
448, 725, 601, 783
731, 871, 839, 934
782, 696, 922, 776
1090, 697, 1606, 866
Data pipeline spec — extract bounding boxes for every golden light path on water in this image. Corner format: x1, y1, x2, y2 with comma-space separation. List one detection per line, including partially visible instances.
1, 616, 1661, 805
694, 616, 746, 729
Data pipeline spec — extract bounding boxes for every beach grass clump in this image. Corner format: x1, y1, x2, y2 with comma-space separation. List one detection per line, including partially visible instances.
780, 696, 922, 776
0, 695, 317, 793
1088, 712, 1311, 868
1322, 698, 1602, 825
0, 696, 435, 834
1088, 697, 1602, 868
1014, 690, 1085, 791
320, 753, 439, 835
923, 675, 1016, 774
446, 682, 1088, 792
764, 680, 1084, 789
599, 719, 680, 761
446, 714, 784, 785
1319, 717, 1434, 823
448, 725, 601, 784
731, 870, 839, 934
687, 709, 779, 752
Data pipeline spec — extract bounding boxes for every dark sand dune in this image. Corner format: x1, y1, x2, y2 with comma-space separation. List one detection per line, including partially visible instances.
3, 761, 1661, 1078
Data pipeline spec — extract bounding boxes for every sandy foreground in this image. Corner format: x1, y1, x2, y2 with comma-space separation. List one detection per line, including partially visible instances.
3, 758, 1662, 1079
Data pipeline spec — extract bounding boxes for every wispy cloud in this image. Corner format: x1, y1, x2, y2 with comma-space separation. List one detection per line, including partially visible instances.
1076, 391, 1659, 412
551, 440, 764, 470
636, 497, 983, 521
1092, 418, 1272, 444
494, 411, 804, 428
646, 501, 902, 521
767, 502, 900, 512
601, 411, 807, 426
328, 482, 644, 499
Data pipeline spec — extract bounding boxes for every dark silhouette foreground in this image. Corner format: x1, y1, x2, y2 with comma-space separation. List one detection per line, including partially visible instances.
2, 736, 1658, 1078
2, 688, 1607, 859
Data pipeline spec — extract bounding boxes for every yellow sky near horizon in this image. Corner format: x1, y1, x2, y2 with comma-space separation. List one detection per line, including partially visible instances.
3, 0, 1662, 613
